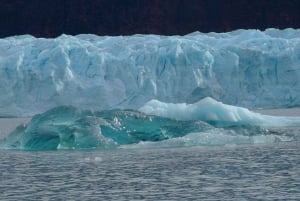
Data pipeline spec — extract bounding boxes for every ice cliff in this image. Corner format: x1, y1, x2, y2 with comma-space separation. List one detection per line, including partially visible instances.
0, 29, 300, 116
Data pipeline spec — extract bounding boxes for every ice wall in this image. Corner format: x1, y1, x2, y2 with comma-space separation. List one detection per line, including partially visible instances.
0, 29, 300, 116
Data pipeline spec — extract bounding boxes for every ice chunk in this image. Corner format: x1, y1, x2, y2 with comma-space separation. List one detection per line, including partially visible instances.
121, 131, 293, 149
0, 106, 210, 150
1, 103, 296, 151
139, 97, 300, 127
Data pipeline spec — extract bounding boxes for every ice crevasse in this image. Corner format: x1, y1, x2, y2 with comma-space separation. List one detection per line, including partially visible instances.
0, 28, 300, 116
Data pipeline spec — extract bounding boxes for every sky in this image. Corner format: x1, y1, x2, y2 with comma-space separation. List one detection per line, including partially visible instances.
1, 0, 300, 37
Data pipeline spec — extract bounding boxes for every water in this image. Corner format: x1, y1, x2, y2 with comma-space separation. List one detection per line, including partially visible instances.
1, 142, 300, 200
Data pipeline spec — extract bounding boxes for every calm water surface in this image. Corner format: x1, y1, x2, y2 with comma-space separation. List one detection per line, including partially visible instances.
1, 142, 300, 200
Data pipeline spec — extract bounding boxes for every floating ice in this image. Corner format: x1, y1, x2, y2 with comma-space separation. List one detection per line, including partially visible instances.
121, 131, 293, 149
139, 97, 300, 127
1, 98, 298, 150
0, 106, 210, 150
1, 29, 300, 116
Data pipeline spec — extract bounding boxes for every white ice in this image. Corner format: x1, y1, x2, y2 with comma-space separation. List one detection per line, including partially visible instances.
0, 29, 300, 116
139, 97, 300, 127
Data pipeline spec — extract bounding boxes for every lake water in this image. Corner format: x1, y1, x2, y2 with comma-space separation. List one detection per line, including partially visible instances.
1, 139, 300, 200
0, 110, 300, 200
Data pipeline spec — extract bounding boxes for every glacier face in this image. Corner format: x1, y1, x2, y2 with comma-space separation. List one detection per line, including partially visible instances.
0, 29, 300, 116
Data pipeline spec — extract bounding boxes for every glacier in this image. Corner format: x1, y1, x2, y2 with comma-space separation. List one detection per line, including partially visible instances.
1, 29, 300, 116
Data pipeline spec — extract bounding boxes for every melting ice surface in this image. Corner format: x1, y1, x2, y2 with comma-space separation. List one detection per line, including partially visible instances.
1, 97, 299, 150
1, 29, 300, 116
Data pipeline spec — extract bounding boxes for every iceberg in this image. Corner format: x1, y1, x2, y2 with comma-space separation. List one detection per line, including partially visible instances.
0, 29, 300, 116
139, 97, 300, 127
1, 98, 298, 150
0, 105, 211, 150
